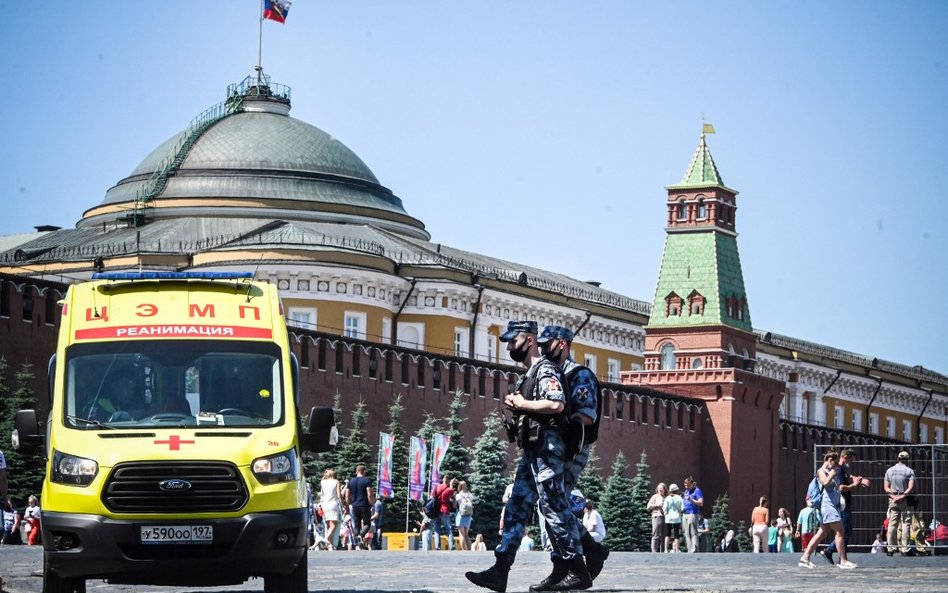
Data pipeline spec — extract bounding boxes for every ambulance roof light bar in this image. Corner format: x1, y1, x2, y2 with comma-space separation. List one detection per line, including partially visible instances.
92, 272, 254, 281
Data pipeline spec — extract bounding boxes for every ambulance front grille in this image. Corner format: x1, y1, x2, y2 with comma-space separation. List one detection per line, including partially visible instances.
102, 461, 249, 513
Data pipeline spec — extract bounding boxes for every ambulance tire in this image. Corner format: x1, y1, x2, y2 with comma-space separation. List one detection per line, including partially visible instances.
43, 558, 86, 593
264, 547, 307, 593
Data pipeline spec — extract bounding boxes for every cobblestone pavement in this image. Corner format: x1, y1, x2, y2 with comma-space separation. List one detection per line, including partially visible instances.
1, 547, 947, 593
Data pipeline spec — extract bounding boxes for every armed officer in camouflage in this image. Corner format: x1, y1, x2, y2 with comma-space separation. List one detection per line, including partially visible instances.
466, 321, 591, 593
537, 325, 609, 588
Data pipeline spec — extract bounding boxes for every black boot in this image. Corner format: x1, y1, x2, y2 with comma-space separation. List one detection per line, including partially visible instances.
549, 557, 592, 591
466, 552, 514, 592
529, 558, 569, 592
581, 533, 610, 581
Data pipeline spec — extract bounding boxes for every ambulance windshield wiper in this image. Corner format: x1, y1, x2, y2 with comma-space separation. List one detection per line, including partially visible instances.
67, 415, 118, 430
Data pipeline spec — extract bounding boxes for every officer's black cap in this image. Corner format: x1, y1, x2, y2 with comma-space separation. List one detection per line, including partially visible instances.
499, 320, 538, 342
537, 325, 574, 344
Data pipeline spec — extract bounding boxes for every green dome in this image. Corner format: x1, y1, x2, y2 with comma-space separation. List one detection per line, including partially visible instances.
83, 91, 428, 239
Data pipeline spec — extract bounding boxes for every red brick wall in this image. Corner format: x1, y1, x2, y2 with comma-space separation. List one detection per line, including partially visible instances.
0, 277, 62, 416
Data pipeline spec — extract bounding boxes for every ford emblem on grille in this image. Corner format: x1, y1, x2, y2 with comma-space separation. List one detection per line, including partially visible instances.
158, 479, 192, 492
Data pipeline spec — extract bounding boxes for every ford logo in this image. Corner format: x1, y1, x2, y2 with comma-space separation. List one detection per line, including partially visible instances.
158, 479, 192, 492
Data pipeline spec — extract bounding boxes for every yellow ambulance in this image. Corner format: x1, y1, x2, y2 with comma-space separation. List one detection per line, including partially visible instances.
14, 271, 335, 593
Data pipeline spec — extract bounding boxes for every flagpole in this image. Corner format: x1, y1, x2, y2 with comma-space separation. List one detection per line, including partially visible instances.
257, 0, 264, 84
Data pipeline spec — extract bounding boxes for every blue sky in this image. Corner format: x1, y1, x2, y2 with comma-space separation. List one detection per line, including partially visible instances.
1, 2, 946, 373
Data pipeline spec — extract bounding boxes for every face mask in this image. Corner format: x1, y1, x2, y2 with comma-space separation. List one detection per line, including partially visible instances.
542, 342, 562, 363
509, 340, 531, 363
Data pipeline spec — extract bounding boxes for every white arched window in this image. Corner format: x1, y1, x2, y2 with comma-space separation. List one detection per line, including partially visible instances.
660, 343, 676, 370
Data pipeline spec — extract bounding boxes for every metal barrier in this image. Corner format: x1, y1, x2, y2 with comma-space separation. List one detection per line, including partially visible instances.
812, 444, 948, 551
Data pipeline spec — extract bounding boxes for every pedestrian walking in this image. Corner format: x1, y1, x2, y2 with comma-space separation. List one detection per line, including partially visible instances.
822, 448, 868, 564
465, 320, 589, 593
799, 449, 856, 569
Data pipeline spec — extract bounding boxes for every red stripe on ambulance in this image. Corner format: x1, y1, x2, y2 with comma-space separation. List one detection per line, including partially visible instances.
75, 325, 273, 340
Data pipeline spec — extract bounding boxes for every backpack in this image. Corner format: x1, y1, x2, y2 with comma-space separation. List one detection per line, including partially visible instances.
458, 493, 474, 517
806, 474, 824, 508
563, 365, 602, 444
424, 486, 442, 519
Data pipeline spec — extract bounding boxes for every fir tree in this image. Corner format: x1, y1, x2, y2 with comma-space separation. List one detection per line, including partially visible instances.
380, 394, 411, 534
735, 520, 752, 552
439, 390, 470, 480
0, 362, 46, 501
599, 451, 635, 551
628, 451, 653, 552
576, 443, 603, 505
467, 411, 509, 548
334, 399, 372, 484
709, 492, 733, 549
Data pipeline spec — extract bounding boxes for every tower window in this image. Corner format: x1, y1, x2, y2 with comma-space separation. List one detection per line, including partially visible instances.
697, 199, 707, 220
676, 199, 687, 220
691, 357, 703, 369
660, 343, 676, 370
688, 291, 705, 316
666, 292, 682, 317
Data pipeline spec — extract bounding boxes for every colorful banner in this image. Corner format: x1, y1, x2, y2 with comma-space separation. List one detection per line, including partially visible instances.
408, 436, 428, 501
429, 432, 451, 492
377, 432, 394, 498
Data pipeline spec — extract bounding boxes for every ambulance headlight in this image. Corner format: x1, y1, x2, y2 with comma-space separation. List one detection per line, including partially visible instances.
52, 450, 98, 487
252, 448, 299, 484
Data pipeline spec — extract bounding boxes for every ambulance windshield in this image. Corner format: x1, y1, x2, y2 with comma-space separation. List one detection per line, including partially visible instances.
63, 340, 284, 429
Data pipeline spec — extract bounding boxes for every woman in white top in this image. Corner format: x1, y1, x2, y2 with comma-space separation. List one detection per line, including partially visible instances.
647, 482, 667, 552
319, 469, 343, 548
455, 480, 475, 550
583, 501, 607, 543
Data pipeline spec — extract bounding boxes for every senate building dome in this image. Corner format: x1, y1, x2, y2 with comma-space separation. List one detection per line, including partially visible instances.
80, 77, 429, 240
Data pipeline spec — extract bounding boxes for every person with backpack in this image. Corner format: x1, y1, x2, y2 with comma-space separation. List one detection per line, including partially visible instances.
535, 324, 609, 588
822, 448, 869, 564
465, 320, 588, 593
799, 449, 856, 569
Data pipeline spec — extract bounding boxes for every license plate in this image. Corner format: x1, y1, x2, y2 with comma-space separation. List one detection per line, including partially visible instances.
140, 525, 213, 544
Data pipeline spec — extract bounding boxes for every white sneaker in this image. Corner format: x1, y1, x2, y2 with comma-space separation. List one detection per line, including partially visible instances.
837, 560, 857, 569
798, 557, 815, 568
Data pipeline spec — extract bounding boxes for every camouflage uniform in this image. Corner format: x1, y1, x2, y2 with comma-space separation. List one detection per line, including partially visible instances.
538, 324, 609, 586
561, 357, 599, 492
496, 357, 584, 562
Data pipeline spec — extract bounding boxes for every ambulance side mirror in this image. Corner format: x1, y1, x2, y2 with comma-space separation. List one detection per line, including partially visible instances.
13, 409, 44, 452
302, 406, 336, 453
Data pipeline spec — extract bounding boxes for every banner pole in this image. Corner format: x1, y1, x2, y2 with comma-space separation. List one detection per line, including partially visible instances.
405, 445, 411, 535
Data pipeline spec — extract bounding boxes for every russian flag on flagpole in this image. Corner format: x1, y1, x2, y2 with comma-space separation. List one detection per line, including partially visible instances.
264, 0, 291, 24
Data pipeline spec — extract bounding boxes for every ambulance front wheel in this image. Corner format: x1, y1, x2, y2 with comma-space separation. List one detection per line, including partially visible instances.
263, 547, 307, 593
43, 556, 86, 593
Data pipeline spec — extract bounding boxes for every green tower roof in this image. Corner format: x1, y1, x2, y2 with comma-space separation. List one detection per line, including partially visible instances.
678, 133, 724, 187
647, 231, 752, 332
